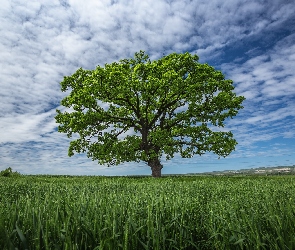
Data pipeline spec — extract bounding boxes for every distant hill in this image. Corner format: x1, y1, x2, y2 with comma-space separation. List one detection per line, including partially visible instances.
184, 165, 295, 176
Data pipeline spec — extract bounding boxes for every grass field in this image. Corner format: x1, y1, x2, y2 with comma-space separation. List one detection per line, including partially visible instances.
0, 175, 295, 249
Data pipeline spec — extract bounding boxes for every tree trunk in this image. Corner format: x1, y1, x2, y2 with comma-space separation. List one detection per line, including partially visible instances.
148, 158, 163, 177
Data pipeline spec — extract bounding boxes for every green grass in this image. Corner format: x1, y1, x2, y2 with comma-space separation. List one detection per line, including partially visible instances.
0, 175, 295, 249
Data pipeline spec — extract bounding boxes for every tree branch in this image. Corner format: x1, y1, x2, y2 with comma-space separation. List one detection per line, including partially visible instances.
148, 89, 187, 128
104, 113, 142, 131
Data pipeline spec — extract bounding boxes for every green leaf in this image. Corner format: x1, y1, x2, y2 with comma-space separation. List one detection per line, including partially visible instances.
15, 222, 28, 250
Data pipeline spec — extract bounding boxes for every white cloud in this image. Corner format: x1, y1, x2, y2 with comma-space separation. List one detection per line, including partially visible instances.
0, 110, 57, 144
222, 33, 295, 100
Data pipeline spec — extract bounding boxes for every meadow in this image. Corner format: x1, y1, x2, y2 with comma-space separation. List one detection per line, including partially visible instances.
0, 175, 295, 249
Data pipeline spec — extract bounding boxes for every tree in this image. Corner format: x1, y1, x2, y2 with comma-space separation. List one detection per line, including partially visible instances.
55, 51, 245, 177
0, 167, 21, 177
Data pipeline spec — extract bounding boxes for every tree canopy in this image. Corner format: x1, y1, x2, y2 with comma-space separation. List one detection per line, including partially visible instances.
55, 51, 246, 177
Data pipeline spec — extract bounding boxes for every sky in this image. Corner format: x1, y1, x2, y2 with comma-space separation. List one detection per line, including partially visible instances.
0, 0, 294, 176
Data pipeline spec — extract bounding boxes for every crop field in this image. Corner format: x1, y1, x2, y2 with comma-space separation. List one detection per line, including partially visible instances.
0, 175, 295, 249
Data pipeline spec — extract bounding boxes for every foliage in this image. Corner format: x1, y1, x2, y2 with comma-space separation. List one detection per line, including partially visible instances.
0, 167, 21, 177
55, 51, 246, 176
1, 175, 295, 249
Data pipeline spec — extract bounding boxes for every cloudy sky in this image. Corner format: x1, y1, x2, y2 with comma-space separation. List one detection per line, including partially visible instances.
0, 0, 294, 176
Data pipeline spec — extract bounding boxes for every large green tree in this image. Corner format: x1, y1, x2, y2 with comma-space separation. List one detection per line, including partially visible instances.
55, 51, 245, 177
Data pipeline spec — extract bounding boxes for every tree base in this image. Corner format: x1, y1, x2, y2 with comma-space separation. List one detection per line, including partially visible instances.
148, 158, 163, 177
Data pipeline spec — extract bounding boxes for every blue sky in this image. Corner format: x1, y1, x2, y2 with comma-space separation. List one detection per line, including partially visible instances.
0, 0, 294, 176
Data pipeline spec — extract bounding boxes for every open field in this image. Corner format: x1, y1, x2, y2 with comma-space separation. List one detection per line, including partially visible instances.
1, 175, 295, 249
